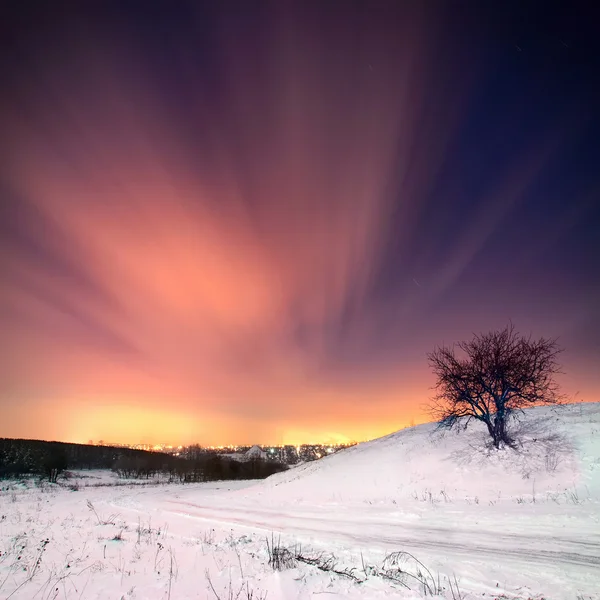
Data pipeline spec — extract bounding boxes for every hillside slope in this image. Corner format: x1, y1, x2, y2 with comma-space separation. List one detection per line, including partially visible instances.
241, 402, 600, 506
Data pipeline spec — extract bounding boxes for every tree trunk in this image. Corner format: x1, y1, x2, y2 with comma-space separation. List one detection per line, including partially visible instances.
491, 415, 508, 448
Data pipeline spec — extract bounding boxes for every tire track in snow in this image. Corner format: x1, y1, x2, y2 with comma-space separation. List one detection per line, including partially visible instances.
110, 492, 600, 571
167, 503, 600, 569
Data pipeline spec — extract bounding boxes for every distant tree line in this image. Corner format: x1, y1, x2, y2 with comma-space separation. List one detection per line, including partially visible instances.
112, 453, 286, 482
0, 438, 287, 482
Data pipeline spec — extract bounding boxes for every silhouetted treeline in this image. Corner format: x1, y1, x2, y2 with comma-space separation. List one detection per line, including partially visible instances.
0, 438, 287, 482
112, 453, 286, 482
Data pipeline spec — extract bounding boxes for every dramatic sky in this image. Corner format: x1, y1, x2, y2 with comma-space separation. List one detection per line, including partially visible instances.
1, 2, 598, 446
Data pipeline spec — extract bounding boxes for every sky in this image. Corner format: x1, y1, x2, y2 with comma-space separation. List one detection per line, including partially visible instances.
1, 1, 598, 446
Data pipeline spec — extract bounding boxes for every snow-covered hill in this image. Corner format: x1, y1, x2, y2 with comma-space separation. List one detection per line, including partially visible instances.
242, 402, 600, 506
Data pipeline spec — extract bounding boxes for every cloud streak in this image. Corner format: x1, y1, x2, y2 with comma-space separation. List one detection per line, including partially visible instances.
1, 3, 597, 444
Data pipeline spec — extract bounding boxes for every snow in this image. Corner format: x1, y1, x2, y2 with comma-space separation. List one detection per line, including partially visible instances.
250, 402, 599, 506
1, 402, 599, 599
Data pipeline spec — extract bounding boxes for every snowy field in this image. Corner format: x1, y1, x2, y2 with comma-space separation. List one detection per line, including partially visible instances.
1, 402, 599, 599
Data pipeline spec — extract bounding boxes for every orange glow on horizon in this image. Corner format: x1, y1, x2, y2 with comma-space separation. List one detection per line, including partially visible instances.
1, 380, 429, 447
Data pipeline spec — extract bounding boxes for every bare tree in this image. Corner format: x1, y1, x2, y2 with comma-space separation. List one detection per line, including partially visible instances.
427, 324, 564, 448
